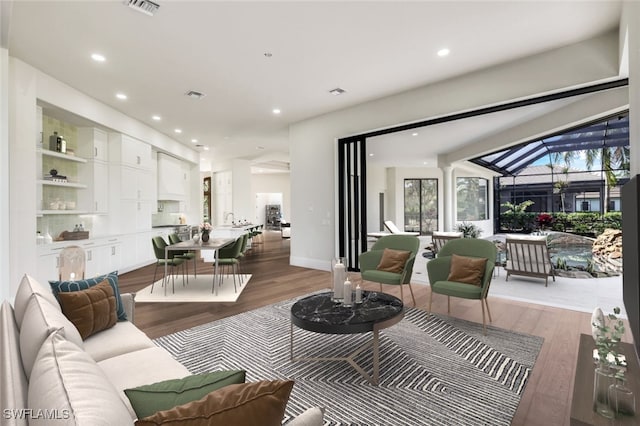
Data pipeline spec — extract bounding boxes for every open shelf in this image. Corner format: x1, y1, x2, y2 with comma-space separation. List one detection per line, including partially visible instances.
37, 179, 87, 189
38, 148, 87, 163
37, 210, 90, 215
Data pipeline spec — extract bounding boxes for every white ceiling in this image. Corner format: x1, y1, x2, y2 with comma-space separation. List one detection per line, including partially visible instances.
5, 1, 623, 171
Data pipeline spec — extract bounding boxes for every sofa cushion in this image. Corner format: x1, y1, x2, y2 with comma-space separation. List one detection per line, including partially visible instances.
83, 321, 155, 362
0, 301, 28, 426
98, 346, 191, 418
125, 370, 247, 419
19, 294, 84, 379
13, 274, 60, 329
27, 330, 133, 425
134, 380, 294, 426
57, 280, 117, 340
376, 248, 410, 273
50, 271, 127, 321
447, 254, 487, 286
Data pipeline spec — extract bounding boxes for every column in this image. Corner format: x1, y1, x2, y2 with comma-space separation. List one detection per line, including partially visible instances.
626, 1, 640, 175
442, 165, 455, 232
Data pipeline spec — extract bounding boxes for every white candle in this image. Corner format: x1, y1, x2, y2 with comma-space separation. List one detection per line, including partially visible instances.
343, 277, 352, 306
355, 284, 362, 304
333, 259, 345, 299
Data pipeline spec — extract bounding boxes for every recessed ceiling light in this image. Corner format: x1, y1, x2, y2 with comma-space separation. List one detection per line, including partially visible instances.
437, 48, 450, 57
116, 93, 127, 100
191, 139, 198, 143
174, 128, 182, 134
91, 53, 106, 62
369, 153, 374, 157
412, 132, 419, 136
203, 146, 209, 151
152, 115, 161, 121
329, 88, 346, 96
272, 108, 281, 115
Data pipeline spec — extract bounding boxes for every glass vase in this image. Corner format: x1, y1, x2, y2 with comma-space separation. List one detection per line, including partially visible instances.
201, 231, 210, 243
609, 379, 636, 417
331, 257, 346, 302
593, 365, 615, 419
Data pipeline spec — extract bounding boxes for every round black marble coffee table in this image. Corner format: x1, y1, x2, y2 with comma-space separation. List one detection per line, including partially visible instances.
290, 291, 404, 385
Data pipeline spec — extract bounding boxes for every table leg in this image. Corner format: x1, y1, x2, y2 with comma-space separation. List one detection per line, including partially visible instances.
213, 248, 219, 295
164, 247, 168, 296
372, 329, 380, 385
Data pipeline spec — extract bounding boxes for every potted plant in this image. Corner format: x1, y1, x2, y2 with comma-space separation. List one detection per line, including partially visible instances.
591, 307, 635, 417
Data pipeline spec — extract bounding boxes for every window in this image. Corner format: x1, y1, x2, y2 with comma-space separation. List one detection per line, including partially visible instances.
457, 177, 488, 221
404, 179, 438, 235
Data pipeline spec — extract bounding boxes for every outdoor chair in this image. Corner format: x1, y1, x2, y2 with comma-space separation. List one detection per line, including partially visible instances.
431, 231, 463, 254
426, 238, 497, 335
359, 234, 420, 306
383, 220, 420, 236
504, 234, 555, 286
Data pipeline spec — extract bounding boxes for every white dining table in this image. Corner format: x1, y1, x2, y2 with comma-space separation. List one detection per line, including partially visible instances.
164, 237, 236, 296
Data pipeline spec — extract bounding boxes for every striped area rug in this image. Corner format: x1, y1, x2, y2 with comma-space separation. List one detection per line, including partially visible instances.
154, 294, 543, 425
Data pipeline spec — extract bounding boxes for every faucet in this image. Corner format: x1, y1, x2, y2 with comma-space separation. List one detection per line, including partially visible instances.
224, 212, 235, 224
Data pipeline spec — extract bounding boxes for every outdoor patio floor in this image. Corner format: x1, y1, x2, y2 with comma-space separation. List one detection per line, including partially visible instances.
410, 236, 627, 318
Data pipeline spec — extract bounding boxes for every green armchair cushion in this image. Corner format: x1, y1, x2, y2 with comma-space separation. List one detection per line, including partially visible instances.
125, 370, 247, 419
376, 248, 411, 273
447, 254, 487, 287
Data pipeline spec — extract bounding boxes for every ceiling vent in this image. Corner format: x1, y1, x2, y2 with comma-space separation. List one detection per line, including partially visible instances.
125, 0, 160, 16
329, 87, 346, 96
186, 90, 206, 99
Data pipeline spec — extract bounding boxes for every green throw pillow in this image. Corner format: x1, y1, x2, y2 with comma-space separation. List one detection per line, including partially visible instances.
124, 370, 246, 419
50, 271, 127, 321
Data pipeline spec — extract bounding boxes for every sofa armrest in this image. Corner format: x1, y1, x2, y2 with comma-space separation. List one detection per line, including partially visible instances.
121, 292, 136, 324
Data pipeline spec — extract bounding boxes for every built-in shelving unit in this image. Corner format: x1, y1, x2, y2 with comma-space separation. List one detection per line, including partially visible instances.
37, 210, 90, 216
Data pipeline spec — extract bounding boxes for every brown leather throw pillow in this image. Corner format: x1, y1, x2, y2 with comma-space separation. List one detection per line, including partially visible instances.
447, 254, 488, 286
58, 279, 117, 340
376, 248, 411, 273
135, 380, 295, 426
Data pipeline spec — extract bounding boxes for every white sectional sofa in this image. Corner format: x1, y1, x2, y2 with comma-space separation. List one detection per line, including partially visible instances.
0, 275, 323, 425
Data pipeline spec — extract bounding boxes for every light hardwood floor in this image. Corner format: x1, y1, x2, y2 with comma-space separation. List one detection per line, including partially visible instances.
119, 230, 634, 426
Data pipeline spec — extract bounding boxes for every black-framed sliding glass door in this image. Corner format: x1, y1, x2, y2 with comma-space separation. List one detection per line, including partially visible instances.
404, 178, 438, 235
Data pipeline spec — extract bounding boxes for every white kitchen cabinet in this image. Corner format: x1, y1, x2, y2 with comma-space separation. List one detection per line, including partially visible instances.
36, 251, 62, 284
109, 133, 153, 170
78, 159, 108, 214
157, 153, 187, 201
104, 238, 122, 273
77, 128, 108, 162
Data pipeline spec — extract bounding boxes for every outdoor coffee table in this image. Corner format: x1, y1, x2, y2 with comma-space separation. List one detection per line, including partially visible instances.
290, 291, 404, 385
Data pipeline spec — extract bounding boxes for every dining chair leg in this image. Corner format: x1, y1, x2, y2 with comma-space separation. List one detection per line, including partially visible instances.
193, 256, 197, 278
171, 266, 175, 294
151, 263, 159, 293
232, 264, 237, 293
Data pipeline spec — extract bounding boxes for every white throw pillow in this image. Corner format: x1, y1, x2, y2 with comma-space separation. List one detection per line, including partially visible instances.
27, 330, 133, 425
287, 407, 325, 426
19, 294, 83, 379
13, 274, 60, 329
0, 301, 28, 426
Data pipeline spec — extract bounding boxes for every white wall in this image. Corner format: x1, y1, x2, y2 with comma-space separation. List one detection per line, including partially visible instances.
289, 32, 622, 271
251, 173, 291, 224
365, 164, 386, 233
0, 47, 10, 301
231, 159, 252, 223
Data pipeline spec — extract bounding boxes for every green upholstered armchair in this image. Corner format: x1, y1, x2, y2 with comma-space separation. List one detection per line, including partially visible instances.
426, 238, 497, 335
359, 234, 420, 306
